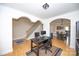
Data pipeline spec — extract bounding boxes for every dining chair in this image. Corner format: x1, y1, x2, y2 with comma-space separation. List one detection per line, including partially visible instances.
34, 32, 40, 38
42, 33, 53, 54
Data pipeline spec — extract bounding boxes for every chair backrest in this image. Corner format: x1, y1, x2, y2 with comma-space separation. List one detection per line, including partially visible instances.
44, 33, 53, 47
47, 33, 53, 44
56, 31, 60, 38
50, 33, 53, 40
41, 31, 46, 35
34, 32, 40, 38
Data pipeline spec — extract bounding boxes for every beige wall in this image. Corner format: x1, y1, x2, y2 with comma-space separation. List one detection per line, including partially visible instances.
13, 18, 34, 40
50, 19, 70, 36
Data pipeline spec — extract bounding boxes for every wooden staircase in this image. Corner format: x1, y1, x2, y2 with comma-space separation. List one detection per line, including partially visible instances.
26, 21, 42, 39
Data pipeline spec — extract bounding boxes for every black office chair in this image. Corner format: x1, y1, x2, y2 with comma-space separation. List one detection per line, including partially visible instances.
34, 32, 40, 42
42, 33, 53, 54
76, 39, 79, 56
49, 33, 53, 47
35, 32, 40, 38
56, 31, 60, 39
41, 31, 46, 35
41, 31, 46, 37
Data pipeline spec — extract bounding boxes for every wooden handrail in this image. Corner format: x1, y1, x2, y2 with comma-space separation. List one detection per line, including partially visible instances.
26, 21, 41, 38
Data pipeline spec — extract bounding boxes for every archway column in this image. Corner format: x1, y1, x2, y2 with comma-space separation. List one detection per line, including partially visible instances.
70, 20, 76, 49
43, 22, 50, 36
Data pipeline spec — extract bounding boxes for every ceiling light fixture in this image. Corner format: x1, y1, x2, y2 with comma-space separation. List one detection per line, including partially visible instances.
42, 3, 49, 10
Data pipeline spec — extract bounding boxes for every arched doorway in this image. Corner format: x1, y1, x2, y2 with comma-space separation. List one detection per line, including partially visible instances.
12, 16, 43, 54
12, 16, 34, 40
50, 18, 71, 46
12, 16, 43, 40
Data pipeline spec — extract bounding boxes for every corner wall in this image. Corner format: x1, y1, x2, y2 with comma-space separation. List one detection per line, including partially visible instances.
0, 9, 12, 55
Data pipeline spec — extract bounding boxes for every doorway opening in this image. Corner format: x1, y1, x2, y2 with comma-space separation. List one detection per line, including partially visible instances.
50, 18, 71, 46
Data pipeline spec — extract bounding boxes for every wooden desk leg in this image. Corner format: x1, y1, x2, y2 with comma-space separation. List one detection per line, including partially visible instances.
31, 40, 33, 52
37, 44, 39, 56
50, 40, 52, 47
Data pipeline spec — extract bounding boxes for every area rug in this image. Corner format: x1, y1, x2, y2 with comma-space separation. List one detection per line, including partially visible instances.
26, 46, 62, 56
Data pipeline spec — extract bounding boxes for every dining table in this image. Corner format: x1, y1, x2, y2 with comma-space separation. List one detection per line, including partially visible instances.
30, 36, 50, 56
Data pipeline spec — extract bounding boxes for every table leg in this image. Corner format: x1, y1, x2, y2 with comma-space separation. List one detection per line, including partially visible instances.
50, 40, 52, 47
31, 40, 33, 52
37, 44, 39, 56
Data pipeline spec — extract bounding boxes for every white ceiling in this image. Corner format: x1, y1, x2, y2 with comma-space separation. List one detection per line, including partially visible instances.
1, 3, 79, 19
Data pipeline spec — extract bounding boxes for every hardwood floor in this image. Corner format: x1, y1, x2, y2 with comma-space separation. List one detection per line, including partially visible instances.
52, 37, 76, 56
5, 37, 76, 56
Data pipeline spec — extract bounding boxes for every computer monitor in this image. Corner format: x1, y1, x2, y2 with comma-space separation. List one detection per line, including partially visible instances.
41, 31, 46, 35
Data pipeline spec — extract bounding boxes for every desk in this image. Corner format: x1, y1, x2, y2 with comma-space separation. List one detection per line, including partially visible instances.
31, 36, 49, 56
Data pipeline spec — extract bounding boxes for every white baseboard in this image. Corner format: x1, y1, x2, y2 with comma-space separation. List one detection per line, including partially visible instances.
0, 48, 13, 56
13, 35, 26, 40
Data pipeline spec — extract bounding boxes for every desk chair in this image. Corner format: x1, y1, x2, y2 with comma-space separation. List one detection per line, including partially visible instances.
41, 31, 46, 37
35, 32, 40, 38
42, 33, 53, 54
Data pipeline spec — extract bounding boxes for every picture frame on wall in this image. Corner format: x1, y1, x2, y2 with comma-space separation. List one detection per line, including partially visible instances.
57, 26, 63, 30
